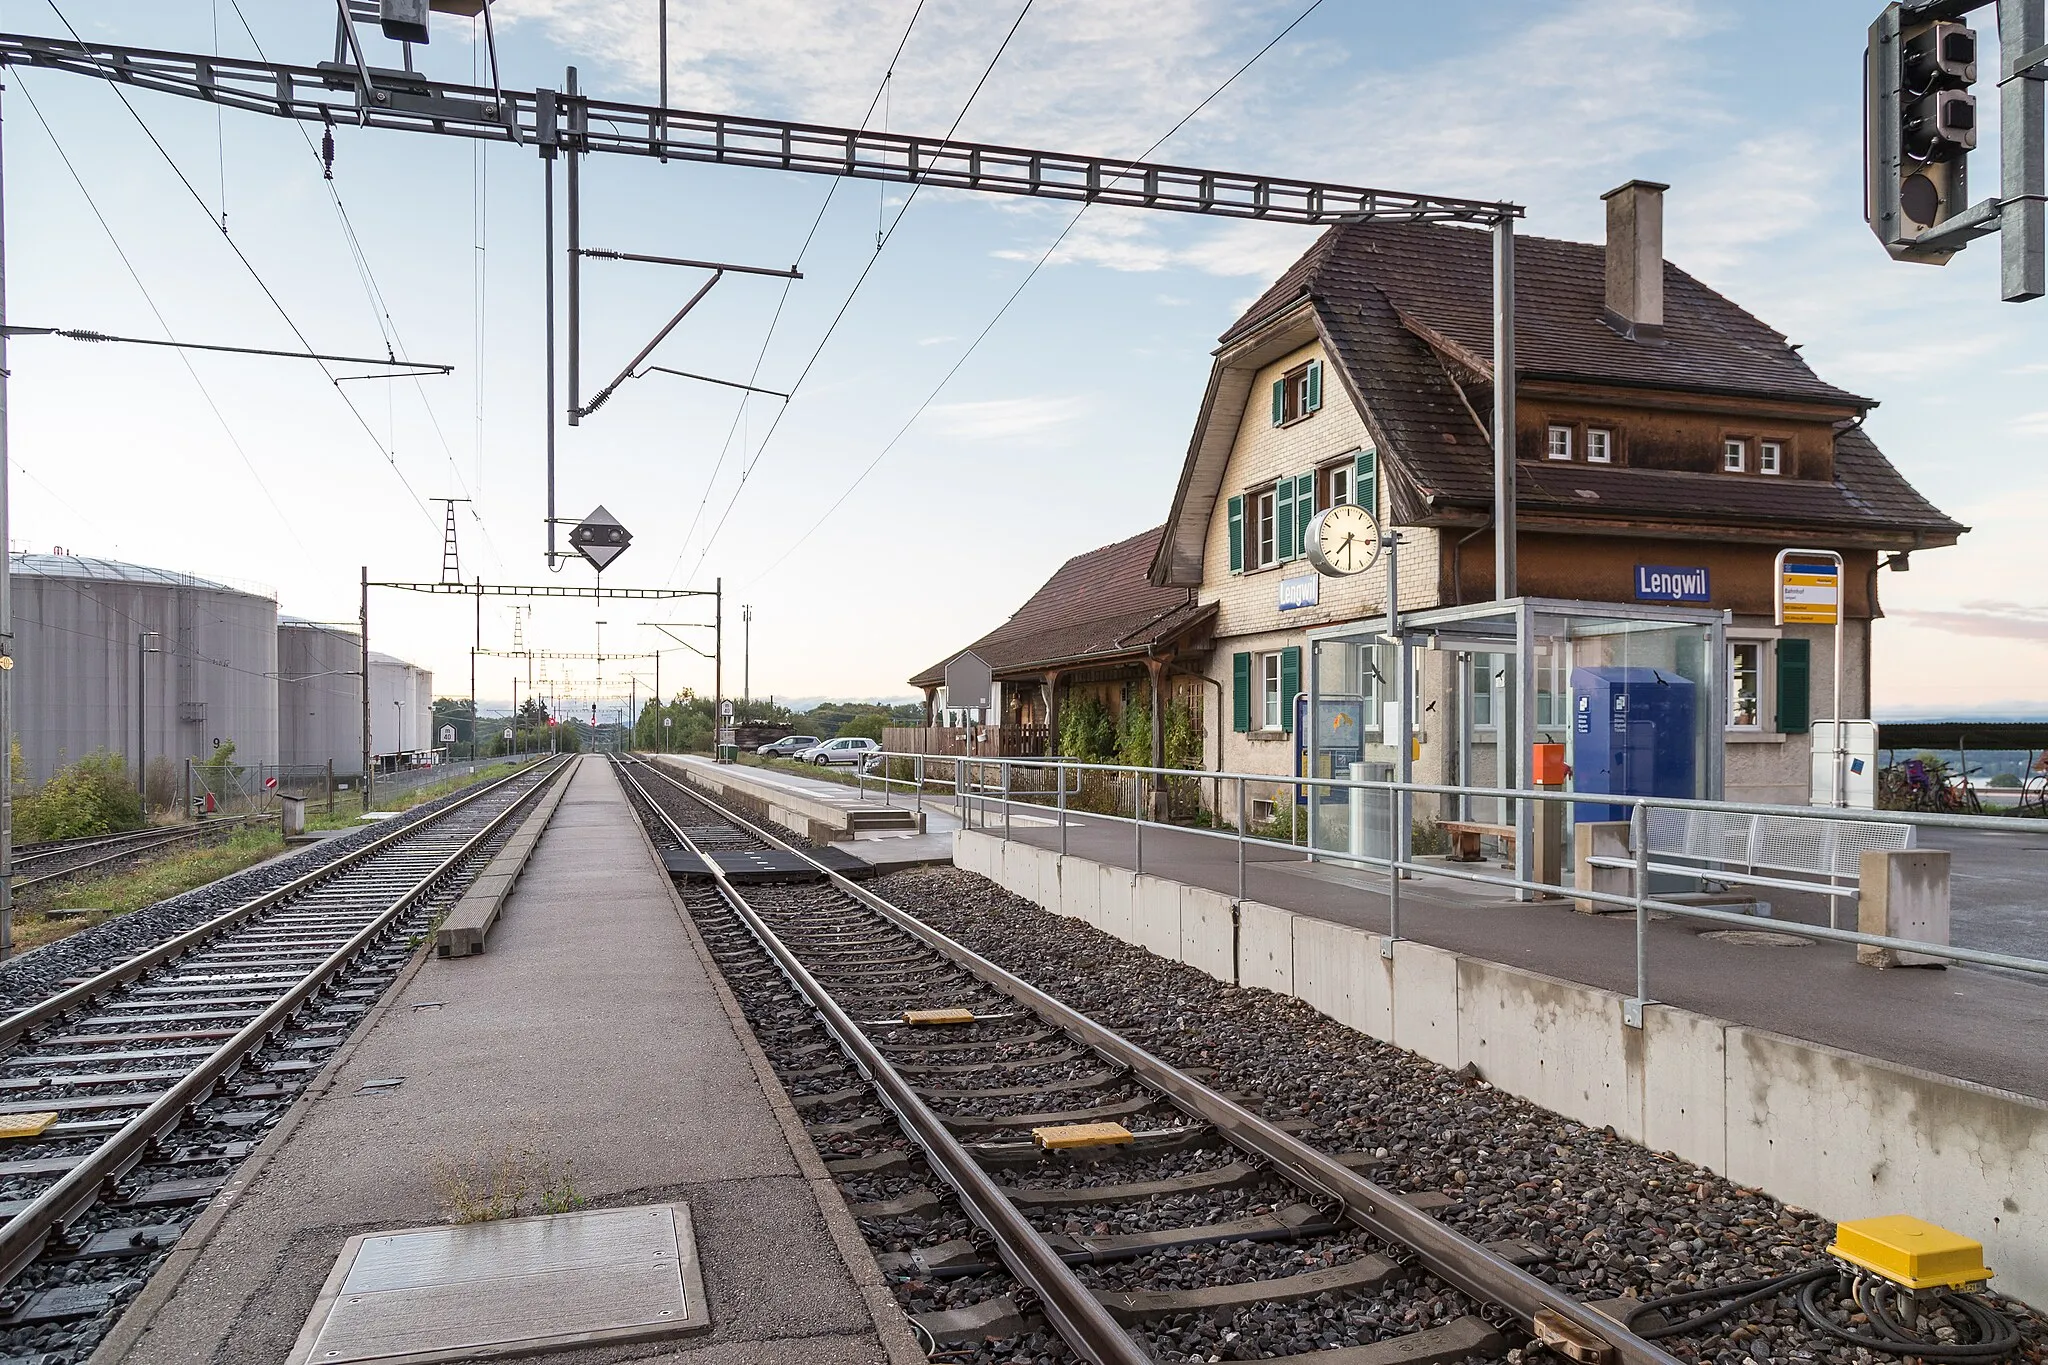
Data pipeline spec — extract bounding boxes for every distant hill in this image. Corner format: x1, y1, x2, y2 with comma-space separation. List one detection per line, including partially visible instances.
1877, 702, 2048, 722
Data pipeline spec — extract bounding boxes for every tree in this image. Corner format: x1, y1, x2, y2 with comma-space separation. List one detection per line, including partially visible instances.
838, 714, 885, 741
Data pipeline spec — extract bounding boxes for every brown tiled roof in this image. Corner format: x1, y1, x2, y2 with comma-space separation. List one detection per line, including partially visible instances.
1214, 220, 1962, 544
910, 526, 1213, 687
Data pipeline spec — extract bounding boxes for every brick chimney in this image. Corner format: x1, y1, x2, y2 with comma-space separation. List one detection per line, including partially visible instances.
1601, 179, 1669, 342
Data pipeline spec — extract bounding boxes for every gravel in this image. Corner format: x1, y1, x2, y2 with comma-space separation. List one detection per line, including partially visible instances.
873, 865, 2048, 1365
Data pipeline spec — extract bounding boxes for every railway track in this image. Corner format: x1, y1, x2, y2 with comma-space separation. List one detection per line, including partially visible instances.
0, 754, 571, 1361
611, 753, 1681, 1365
12, 819, 273, 895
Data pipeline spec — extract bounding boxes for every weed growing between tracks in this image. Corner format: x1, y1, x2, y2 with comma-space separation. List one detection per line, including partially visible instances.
308, 762, 526, 830
11, 826, 287, 952
432, 1142, 585, 1223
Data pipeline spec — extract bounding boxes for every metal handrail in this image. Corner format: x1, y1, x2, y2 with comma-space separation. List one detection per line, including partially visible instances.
861, 748, 2048, 1006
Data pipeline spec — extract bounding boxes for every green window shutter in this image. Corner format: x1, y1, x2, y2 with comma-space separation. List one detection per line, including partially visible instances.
1279, 647, 1302, 733
1271, 379, 1285, 426
1275, 477, 1296, 562
1355, 448, 1378, 518
1232, 653, 1252, 733
1775, 638, 1811, 734
1305, 360, 1323, 412
1226, 495, 1244, 574
1294, 472, 1315, 556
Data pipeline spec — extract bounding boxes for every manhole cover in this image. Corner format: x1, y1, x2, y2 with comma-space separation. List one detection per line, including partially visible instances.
1700, 929, 1814, 948
288, 1203, 708, 1364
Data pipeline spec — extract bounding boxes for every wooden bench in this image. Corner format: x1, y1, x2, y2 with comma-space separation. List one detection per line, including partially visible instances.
1439, 820, 1515, 862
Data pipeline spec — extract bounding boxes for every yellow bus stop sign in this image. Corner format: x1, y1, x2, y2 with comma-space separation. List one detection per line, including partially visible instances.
1775, 548, 1842, 626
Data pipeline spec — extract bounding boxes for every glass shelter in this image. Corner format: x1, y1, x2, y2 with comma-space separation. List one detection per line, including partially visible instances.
1302, 597, 1726, 889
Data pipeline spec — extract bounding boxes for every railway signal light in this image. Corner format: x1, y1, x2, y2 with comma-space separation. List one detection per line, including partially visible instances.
374, 0, 487, 45
1865, 7, 1981, 262
567, 505, 633, 573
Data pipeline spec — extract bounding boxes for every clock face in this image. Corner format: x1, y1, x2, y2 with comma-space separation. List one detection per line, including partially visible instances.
1304, 504, 1382, 577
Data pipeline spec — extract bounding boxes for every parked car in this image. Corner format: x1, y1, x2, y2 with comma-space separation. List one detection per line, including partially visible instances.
802, 736, 881, 766
757, 735, 820, 757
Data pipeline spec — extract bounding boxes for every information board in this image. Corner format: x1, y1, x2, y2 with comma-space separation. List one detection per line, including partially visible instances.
1775, 548, 1842, 626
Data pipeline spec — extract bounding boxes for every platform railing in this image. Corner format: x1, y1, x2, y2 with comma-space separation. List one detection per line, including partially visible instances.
857, 749, 2048, 1028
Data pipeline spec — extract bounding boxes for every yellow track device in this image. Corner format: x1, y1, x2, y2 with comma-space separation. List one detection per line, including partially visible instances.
1829, 1215, 1992, 1292
1032, 1122, 1134, 1151
901, 1008, 976, 1025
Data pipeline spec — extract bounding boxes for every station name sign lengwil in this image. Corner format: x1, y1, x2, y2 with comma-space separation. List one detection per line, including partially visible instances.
1633, 565, 1710, 603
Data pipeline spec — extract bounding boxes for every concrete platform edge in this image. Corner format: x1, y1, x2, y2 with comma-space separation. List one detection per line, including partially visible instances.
952, 828, 2048, 1310
435, 760, 576, 957
625, 776, 928, 1365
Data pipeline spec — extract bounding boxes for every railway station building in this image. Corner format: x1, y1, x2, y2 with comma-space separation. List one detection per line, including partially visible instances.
1151, 180, 1963, 827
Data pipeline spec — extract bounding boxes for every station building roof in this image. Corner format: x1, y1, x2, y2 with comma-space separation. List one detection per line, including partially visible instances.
911, 526, 1214, 688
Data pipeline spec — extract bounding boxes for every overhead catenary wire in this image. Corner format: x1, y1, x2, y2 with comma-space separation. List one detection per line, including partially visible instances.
679, 0, 1037, 589
662, 0, 930, 584
744, 0, 1331, 590
47, 1, 437, 529
223, 0, 502, 569
10, 75, 306, 551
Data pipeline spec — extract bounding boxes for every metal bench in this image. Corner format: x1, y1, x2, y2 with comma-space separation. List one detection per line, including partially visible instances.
1582, 807, 1915, 912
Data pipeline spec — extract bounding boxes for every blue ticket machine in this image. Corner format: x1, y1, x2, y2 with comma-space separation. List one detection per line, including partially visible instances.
1571, 666, 1696, 823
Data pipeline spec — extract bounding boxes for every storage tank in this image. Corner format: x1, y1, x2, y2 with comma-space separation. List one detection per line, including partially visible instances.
367, 652, 435, 762
9, 552, 280, 789
278, 617, 365, 777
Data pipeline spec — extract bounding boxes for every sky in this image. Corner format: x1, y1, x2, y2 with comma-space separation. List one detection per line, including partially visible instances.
1, 0, 2043, 719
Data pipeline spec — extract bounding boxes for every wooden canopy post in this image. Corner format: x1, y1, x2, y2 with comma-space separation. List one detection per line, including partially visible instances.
1043, 669, 1064, 757
1146, 656, 1169, 820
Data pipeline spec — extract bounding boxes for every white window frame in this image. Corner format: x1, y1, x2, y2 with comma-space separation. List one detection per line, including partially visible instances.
1254, 489, 1276, 568
1728, 640, 1765, 731
1586, 428, 1613, 464
1327, 463, 1353, 507
1471, 653, 1502, 730
1724, 438, 1748, 473
1760, 440, 1783, 475
1260, 652, 1283, 731
1546, 425, 1574, 461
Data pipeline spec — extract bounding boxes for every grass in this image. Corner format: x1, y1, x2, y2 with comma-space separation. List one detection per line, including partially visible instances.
431, 1142, 583, 1223
307, 760, 527, 830
13, 825, 288, 952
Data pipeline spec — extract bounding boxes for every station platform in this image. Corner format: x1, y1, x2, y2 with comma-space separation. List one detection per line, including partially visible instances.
95, 755, 921, 1365
957, 799, 2048, 1102
656, 754, 956, 870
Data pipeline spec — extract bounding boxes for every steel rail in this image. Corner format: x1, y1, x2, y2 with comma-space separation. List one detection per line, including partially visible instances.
12, 820, 270, 892
12, 817, 266, 864
609, 757, 1148, 1365
0, 756, 549, 1052
623, 755, 1686, 1365
0, 754, 573, 1288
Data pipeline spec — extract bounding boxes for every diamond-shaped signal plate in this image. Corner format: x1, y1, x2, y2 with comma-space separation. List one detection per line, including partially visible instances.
569, 505, 633, 572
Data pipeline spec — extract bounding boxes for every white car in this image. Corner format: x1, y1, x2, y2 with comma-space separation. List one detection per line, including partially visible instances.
801, 736, 881, 767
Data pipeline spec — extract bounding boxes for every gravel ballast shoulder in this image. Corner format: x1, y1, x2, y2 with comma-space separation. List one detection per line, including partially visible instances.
874, 865, 2047, 1365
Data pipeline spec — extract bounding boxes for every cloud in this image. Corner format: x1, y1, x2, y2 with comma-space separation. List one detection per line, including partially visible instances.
926, 395, 1090, 440
2013, 411, 2048, 436
1890, 602, 2048, 643
917, 334, 957, 347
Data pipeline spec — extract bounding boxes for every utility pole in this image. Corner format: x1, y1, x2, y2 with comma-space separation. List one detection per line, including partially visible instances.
359, 566, 372, 812
1, 77, 15, 958
471, 575, 481, 759
136, 631, 160, 808
742, 602, 752, 703
714, 579, 724, 761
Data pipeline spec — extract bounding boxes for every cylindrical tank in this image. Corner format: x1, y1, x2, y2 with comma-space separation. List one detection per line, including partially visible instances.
367, 653, 434, 762
8, 553, 280, 788
278, 618, 365, 777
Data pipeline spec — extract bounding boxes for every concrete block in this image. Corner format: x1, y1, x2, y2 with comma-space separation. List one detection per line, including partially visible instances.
951, 830, 983, 877
1641, 1005, 1726, 1170
1237, 902, 1295, 995
1291, 916, 1376, 1037
1858, 849, 1951, 968
1002, 841, 1049, 908
1096, 863, 1136, 944
1060, 855, 1099, 926
1456, 959, 1634, 1139
1723, 1027, 2048, 1308
1390, 942, 1460, 1069
1133, 875, 1184, 961
1574, 821, 1632, 914
1178, 886, 1236, 985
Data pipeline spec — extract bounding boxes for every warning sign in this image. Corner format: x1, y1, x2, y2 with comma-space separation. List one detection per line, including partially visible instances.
1774, 548, 1842, 626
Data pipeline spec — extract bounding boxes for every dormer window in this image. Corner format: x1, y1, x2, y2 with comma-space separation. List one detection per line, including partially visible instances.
1724, 438, 1748, 473
1760, 440, 1784, 475
1270, 360, 1323, 426
1547, 426, 1573, 460
1587, 428, 1613, 463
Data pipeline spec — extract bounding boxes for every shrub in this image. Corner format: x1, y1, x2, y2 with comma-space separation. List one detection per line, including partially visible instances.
16, 751, 145, 842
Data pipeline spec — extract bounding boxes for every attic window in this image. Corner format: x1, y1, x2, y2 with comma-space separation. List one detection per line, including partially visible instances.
1587, 429, 1613, 464
1724, 438, 1748, 473
1760, 440, 1784, 475
1270, 360, 1323, 426
1546, 426, 1574, 461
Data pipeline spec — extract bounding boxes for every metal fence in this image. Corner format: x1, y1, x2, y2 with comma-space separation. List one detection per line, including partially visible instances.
862, 750, 2048, 1028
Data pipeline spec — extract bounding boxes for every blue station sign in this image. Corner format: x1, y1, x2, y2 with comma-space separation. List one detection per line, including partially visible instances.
1634, 565, 1711, 603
